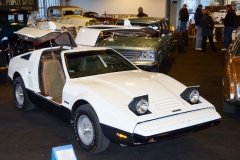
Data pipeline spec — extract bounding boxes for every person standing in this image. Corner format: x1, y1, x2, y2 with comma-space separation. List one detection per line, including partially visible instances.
221, 5, 237, 51
201, 9, 217, 53
137, 7, 148, 17
179, 4, 189, 32
194, 4, 203, 50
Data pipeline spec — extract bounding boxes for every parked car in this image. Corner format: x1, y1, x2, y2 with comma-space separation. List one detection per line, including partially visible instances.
9, 26, 221, 153
75, 25, 170, 72
223, 27, 240, 113
116, 17, 185, 53
0, 9, 29, 83
83, 11, 116, 24
47, 6, 95, 27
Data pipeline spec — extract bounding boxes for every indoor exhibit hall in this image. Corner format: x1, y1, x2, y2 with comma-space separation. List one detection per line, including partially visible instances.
0, 0, 240, 159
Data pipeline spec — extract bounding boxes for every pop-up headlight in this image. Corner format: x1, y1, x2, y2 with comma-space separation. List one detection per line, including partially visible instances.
128, 95, 151, 116
180, 86, 200, 104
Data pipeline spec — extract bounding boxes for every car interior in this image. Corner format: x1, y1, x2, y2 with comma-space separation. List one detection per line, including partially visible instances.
38, 47, 67, 104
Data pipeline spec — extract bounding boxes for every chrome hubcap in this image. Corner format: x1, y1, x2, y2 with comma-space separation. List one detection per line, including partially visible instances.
15, 84, 24, 107
77, 115, 94, 145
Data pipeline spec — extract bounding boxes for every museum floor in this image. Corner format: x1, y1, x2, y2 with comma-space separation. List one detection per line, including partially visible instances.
0, 41, 239, 160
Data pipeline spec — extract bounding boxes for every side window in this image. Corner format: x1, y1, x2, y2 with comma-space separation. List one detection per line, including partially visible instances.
18, 14, 24, 22
8, 14, 14, 21
50, 9, 61, 17
74, 10, 82, 15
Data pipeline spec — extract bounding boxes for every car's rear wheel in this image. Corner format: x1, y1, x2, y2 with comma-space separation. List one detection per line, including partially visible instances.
223, 99, 236, 113
73, 104, 109, 153
0, 53, 8, 84
13, 77, 36, 111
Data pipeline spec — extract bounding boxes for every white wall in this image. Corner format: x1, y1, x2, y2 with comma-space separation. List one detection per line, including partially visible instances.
63, 0, 167, 17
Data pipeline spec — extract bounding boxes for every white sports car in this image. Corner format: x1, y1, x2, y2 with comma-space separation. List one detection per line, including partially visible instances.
8, 27, 221, 153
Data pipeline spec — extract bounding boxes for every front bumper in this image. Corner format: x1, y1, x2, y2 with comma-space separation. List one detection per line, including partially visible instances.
132, 61, 158, 67
101, 108, 221, 146
133, 119, 220, 144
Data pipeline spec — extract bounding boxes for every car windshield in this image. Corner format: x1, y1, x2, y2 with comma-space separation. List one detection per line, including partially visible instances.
65, 49, 137, 78
63, 10, 82, 16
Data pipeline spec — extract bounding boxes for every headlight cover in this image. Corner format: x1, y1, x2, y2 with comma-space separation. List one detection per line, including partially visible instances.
180, 86, 200, 104
128, 95, 151, 116
138, 51, 155, 60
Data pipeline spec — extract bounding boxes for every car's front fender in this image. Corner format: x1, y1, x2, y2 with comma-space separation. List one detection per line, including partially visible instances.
62, 81, 137, 134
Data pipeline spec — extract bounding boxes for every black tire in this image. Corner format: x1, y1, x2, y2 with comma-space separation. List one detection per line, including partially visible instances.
223, 99, 236, 113
8, 40, 17, 59
73, 104, 109, 153
0, 53, 8, 84
13, 77, 36, 111
178, 32, 184, 53
158, 54, 163, 65
183, 30, 188, 45
150, 65, 159, 72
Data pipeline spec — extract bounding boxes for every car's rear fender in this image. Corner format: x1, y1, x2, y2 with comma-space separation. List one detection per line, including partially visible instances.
9, 57, 34, 89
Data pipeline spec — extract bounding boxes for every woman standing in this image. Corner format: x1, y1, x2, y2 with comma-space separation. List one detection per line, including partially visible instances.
200, 9, 217, 53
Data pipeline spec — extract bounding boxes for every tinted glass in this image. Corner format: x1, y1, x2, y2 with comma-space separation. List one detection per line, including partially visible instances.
65, 49, 137, 78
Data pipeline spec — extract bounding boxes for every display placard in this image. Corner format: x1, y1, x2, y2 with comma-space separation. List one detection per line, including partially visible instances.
0, 0, 39, 11
52, 144, 77, 160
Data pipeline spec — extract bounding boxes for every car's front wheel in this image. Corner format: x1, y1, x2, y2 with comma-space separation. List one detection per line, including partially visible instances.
73, 104, 109, 153
223, 99, 236, 113
13, 77, 36, 111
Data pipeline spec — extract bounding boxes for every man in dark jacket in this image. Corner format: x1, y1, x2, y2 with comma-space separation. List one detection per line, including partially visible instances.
221, 5, 237, 51
194, 4, 203, 50
179, 4, 189, 32
137, 7, 148, 17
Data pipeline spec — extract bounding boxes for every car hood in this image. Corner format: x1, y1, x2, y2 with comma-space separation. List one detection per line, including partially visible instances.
79, 70, 177, 104
97, 37, 160, 49
76, 70, 214, 122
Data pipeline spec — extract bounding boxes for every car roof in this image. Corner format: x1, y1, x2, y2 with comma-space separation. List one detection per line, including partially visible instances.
48, 6, 83, 10
84, 11, 98, 14
117, 17, 166, 24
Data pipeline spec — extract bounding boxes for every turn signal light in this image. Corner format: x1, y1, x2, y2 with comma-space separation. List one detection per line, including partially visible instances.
116, 133, 127, 139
